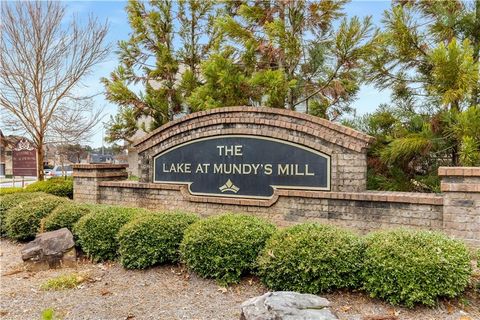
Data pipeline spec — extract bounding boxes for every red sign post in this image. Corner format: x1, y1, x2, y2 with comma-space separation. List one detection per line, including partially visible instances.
12, 139, 37, 181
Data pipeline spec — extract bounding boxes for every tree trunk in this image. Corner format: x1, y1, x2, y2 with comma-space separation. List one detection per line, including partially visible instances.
450, 100, 460, 166
36, 138, 44, 181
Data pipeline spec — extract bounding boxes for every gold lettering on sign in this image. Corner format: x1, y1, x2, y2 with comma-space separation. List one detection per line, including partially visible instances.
163, 163, 191, 173
277, 164, 315, 176
264, 164, 273, 175
195, 163, 210, 173
217, 145, 243, 156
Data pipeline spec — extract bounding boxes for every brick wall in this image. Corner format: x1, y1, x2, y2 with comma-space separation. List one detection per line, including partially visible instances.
72, 107, 480, 247
72, 164, 128, 204
91, 179, 444, 234
73, 164, 451, 239
439, 167, 480, 247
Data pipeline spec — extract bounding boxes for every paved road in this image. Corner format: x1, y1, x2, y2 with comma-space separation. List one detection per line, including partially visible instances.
0, 177, 37, 188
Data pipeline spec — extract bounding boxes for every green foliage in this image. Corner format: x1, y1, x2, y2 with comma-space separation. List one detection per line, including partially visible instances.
362, 0, 480, 184
180, 213, 276, 285
193, 1, 376, 117
345, 102, 474, 192
368, 1, 480, 108
428, 39, 479, 106
445, 105, 480, 166
40, 273, 88, 291
105, 0, 377, 144
257, 223, 364, 293
103, 0, 216, 143
26, 177, 73, 199
74, 206, 146, 261
477, 249, 480, 269
0, 192, 46, 237
127, 174, 139, 181
459, 135, 480, 166
41, 308, 55, 320
187, 52, 251, 111
0, 187, 24, 195
5, 195, 68, 241
41, 202, 92, 232
362, 229, 472, 307
118, 212, 199, 269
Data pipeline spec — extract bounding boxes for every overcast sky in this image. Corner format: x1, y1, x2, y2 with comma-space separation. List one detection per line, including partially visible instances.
4, 0, 393, 148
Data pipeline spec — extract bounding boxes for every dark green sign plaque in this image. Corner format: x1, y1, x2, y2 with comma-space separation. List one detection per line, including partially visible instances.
153, 135, 330, 199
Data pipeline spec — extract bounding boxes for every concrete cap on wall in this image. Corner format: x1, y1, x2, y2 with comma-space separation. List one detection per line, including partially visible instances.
438, 167, 480, 177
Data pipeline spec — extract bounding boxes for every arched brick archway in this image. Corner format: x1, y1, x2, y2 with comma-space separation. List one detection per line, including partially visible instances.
134, 106, 373, 192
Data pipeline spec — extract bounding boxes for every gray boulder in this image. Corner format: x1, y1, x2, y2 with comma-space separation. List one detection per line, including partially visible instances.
241, 291, 338, 320
21, 228, 76, 270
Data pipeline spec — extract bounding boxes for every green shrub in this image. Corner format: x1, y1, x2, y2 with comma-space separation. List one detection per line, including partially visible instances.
118, 212, 199, 269
257, 223, 364, 293
180, 213, 276, 284
26, 177, 73, 198
0, 192, 47, 237
41, 202, 92, 232
5, 194, 68, 241
362, 229, 472, 307
74, 206, 147, 261
0, 187, 24, 195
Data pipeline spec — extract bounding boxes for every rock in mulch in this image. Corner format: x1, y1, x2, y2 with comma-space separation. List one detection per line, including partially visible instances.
240, 291, 338, 320
21, 228, 76, 270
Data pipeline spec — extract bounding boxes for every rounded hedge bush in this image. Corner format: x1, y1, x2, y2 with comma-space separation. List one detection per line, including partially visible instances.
41, 202, 93, 232
118, 212, 199, 269
0, 192, 46, 237
0, 187, 24, 195
5, 194, 68, 241
257, 223, 364, 293
180, 213, 276, 284
74, 206, 147, 261
26, 177, 73, 198
362, 229, 472, 307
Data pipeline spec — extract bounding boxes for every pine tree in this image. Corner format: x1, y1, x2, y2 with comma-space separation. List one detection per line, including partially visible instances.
102, 0, 216, 143
190, 0, 377, 120
366, 0, 479, 169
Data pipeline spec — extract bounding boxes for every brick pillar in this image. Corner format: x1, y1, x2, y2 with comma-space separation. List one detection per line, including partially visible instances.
72, 164, 128, 204
439, 167, 480, 247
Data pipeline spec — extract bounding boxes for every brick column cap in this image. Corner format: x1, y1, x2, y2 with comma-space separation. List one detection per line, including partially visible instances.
438, 167, 480, 177
72, 163, 128, 170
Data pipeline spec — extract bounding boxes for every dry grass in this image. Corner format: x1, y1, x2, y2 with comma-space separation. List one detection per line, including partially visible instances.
40, 272, 90, 291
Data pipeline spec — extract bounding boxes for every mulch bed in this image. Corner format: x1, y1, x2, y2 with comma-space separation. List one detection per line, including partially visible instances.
1, 240, 478, 320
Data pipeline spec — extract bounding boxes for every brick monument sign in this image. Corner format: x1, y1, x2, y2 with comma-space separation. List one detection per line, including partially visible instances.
73, 107, 480, 247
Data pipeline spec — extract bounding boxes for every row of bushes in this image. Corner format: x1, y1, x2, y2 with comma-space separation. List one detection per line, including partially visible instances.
25, 177, 73, 198
0, 192, 475, 308
0, 177, 73, 198
0, 192, 81, 240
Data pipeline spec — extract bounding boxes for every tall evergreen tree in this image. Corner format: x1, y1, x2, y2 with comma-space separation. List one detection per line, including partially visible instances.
355, 0, 480, 191
190, 0, 377, 120
102, 0, 216, 143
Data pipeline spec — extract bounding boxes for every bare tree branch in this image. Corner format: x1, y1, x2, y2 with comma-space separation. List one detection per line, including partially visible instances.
0, 1, 109, 180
